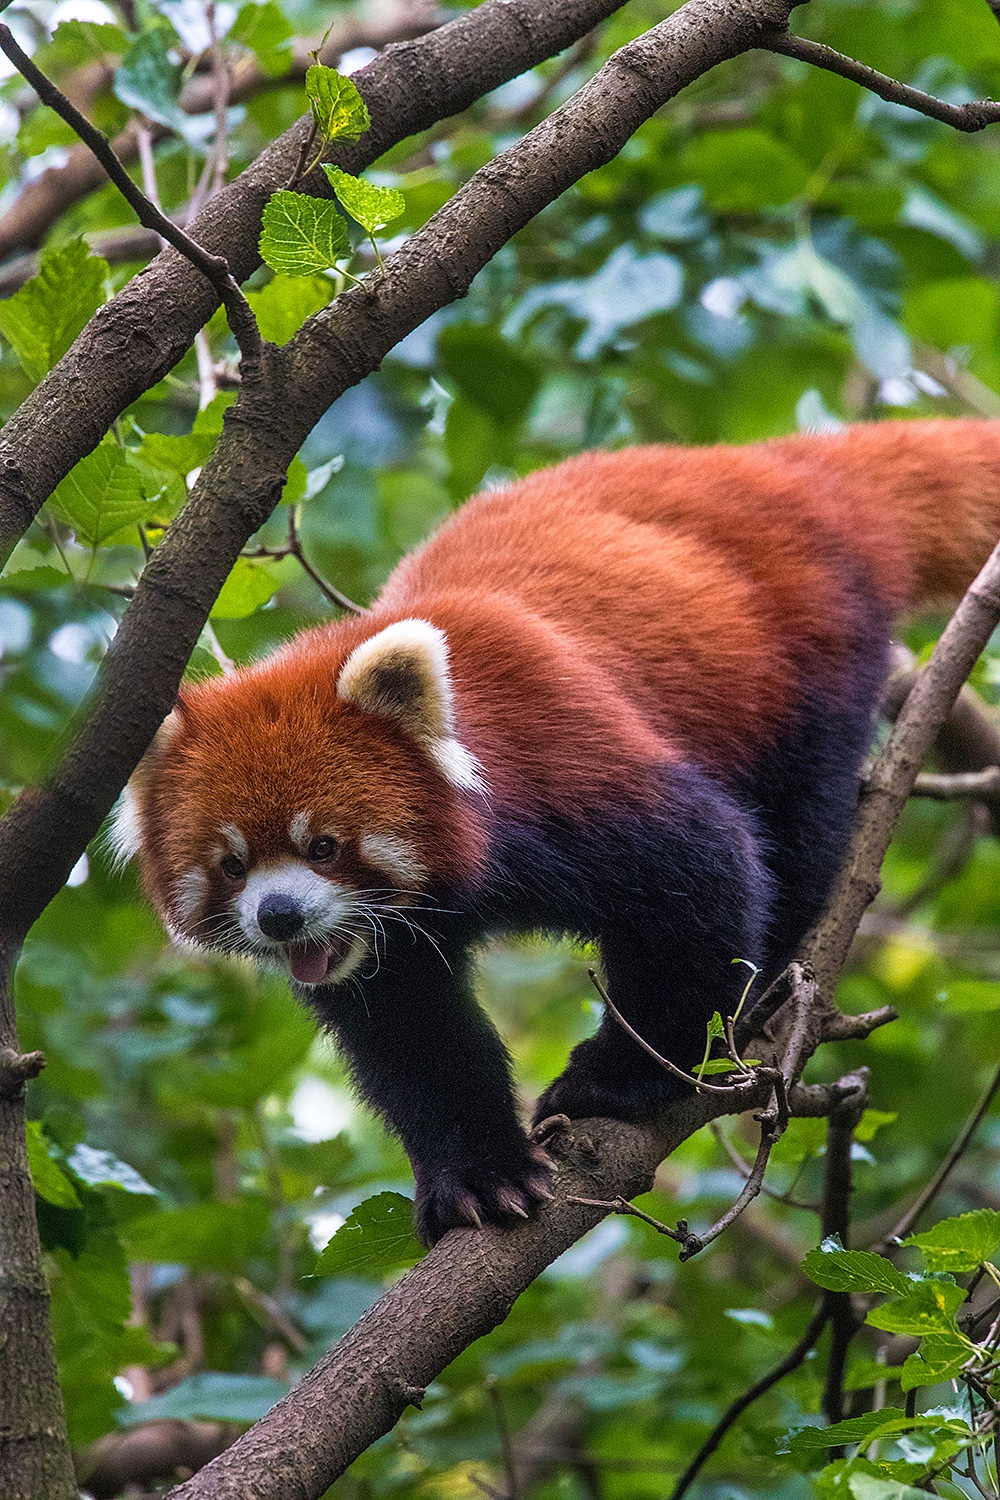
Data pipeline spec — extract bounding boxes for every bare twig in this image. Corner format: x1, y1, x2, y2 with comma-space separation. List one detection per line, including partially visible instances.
911, 768, 1000, 801
588, 969, 754, 1096
668, 1302, 831, 1500
0, 24, 262, 366
244, 508, 363, 613
820, 1074, 868, 1429
768, 32, 1000, 132
879, 1061, 1000, 1250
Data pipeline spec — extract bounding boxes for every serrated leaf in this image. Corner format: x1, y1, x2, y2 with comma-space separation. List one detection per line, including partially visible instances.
135, 429, 216, 479
865, 1278, 965, 1336
230, 0, 291, 77
305, 65, 370, 143
259, 190, 350, 277
26, 1121, 81, 1209
114, 21, 187, 132
313, 1191, 423, 1278
900, 1332, 974, 1392
322, 165, 404, 235
48, 440, 158, 546
0, 239, 107, 382
802, 1241, 910, 1297
906, 1210, 1000, 1272
246, 273, 332, 343
210, 558, 280, 619
787, 1407, 966, 1455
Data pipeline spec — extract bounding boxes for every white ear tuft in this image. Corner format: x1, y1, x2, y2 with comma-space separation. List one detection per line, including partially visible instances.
105, 707, 185, 868
337, 620, 487, 793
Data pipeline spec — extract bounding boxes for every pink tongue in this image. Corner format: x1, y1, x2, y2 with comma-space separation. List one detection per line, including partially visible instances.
289, 939, 335, 984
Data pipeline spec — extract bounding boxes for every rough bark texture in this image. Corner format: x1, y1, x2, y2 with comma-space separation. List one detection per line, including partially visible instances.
805, 537, 1000, 991
0, 947, 76, 1500
0, 0, 801, 937
0, 0, 637, 564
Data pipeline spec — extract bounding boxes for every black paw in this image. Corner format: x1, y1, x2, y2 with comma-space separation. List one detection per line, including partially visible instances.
414, 1141, 555, 1245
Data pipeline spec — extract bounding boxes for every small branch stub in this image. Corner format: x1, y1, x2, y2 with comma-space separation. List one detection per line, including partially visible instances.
0, 1045, 45, 1099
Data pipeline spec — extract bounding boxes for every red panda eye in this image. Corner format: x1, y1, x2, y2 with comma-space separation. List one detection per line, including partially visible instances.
220, 854, 246, 880
308, 837, 338, 862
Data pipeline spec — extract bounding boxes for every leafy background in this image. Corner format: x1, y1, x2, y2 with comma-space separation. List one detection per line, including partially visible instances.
4, 0, 1000, 1494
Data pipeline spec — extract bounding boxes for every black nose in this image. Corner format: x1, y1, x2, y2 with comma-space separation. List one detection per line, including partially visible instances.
257, 893, 305, 941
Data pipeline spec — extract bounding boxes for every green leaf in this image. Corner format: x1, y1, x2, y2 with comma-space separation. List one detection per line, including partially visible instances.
210, 558, 280, 619
230, 0, 292, 77
313, 1191, 423, 1278
787, 1407, 966, 1456
322, 165, 405, 235
26, 1121, 82, 1209
117, 1371, 288, 1425
114, 21, 187, 133
48, 440, 159, 546
865, 1278, 966, 1336
906, 1210, 1000, 1272
849, 1475, 943, 1500
802, 1240, 910, 1297
135, 429, 216, 480
193, 391, 237, 435
697, 1057, 761, 1074
123, 1200, 271, 1272
305, 65, 370, 143
855, 1109, 897, 1143
0, 239, 107, 383
246, 274, 332, 344
843, 1357, 908, 1391
900, 1332, 975, 1392
437, 324, 541, 428
680, 128, 810, 213
259, 190, 350, 277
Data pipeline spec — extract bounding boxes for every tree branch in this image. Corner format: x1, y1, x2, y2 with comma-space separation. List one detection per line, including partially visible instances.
0, 0, 444, 263
767, 32, 1000, 131
0, 0, 801, 937
0, 0, 638, 567
0, 23, 262, 366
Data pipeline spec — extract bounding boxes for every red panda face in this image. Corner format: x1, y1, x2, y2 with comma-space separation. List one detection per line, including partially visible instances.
111, 619, 486, 987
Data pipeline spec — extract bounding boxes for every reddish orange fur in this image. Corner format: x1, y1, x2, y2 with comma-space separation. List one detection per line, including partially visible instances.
133, 418, 1000, 911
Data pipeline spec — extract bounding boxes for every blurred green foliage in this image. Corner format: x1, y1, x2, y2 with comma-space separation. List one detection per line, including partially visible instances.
4, 0, 1000, 1493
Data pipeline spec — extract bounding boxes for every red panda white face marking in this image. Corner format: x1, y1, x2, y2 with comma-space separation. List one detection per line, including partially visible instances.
237, 859, 367, 985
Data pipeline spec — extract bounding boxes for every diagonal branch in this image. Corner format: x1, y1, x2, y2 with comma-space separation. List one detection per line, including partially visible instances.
767, 32, 1000, 131
0, 0, 636, 567
0, 0, 802, 938
0, 23, 262, 365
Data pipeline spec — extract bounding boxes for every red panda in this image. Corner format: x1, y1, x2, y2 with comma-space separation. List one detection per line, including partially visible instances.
115, 419, 1000, 1243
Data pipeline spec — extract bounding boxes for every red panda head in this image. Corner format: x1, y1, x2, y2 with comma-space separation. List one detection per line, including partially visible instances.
111, 619, 487, 987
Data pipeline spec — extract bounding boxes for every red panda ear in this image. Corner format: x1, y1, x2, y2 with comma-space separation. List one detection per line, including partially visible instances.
107, 702, 187, 866
336, 620, 485, 793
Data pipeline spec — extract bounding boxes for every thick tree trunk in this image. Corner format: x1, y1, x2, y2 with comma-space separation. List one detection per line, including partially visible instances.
0, 947, 76, 1500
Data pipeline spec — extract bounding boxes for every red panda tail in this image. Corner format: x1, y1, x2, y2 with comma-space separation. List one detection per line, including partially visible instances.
782, 419, 1000, 615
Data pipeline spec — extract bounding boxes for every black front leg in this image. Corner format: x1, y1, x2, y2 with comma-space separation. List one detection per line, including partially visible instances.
311, 935, 552, 1244
535, 768, 773, 1125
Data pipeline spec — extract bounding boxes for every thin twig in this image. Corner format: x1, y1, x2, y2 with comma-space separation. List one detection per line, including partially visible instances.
769, 33, 1000, 132
668, 1302, 831, 1500
912, 768, 1000, 801
879, 1061, 1000, 1249
588, 969, 753, 1096
820, 1077, 867, 1430
0, 23, 262, 365
243, 507, 364, 613
485, 1376, 521, 1500
709, 1121, 818, 1210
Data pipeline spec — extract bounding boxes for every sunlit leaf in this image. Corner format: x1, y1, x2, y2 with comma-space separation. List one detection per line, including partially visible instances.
259, 190, 350, 277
